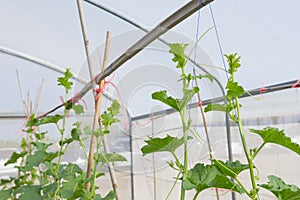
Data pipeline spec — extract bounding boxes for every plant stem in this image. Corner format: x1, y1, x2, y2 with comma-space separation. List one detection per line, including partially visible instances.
53, 93, 68, 199
252, 143, 266, 160
180, 68, 188, 200
166, 172, 181, 200
234, 97, 258, 200
193, 190, 200, 200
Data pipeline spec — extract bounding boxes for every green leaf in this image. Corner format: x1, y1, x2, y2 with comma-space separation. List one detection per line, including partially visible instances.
226, 81, 245, 100
204, 103, 229, 113
5, 151, 26, 166
26, 114, 39, 127
183, 163, 244, 194
38, 114, 63, 125
152, 90, 180, 111
42, 182, 57, 197
225, 53, 241, 74
24, 151, 46, 169
17, 185, 42, 200
259, 175, 300, 200
101, 100, 121, 130
60, 179, 78, 199
213, 160, 250, 178
108, 100, 120, 116
84, 126, 102, 137
101, 191, 116, 200
141, 135, 192, 156
169, 43, 188, 69
195, 74, 214, 82
72, 104, 84, 114
152, 88, 199, 112
98, 153, 127, 163
0, 189, 12, 200
179, 87, 199, 111
57, 68, 73, 92
250, 127, 300, 156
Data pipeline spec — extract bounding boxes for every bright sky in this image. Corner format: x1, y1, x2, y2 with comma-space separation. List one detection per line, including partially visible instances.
1, 0, 300, 114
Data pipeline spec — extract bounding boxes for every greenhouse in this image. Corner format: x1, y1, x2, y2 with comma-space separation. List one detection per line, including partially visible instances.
0, 0, 300, 200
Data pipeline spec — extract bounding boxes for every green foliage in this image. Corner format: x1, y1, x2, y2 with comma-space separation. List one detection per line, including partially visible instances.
250, 127, 300, 156
0, 69, 121, 200
213, 160, 250, 178
101, 100, 120, 132
141, 135, 192, 156
57, 68, 73, 93
226, 81, 245, 100
97, 153, 127, 163
152, 87, 199, 112
183, 163, 244, 194
4, 151, 26, 166
72, 104, 84, 115
225, 53, 241, 74
259, 176, 300, 200
169, 43, 188, 69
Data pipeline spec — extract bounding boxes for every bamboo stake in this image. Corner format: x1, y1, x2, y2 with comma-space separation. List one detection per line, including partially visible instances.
99, 32, 121, 200
76, 1, 120, 196
194, 72, 220, 200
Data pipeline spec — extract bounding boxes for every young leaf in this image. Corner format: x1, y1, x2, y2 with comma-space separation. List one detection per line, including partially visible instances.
72, 104, 84, 114
152, 90, 180, 111
84, 126, 102, 137
226, 81, 245, 100
101, 100, 121, 130
108, 100, 120, 116
98, 153, 127, 163
259, 175, 300, 200
225, 53, 241, 74
213, 159, 250, 178
141, 135, 192, 156
179, 87, 199, 111
25, 114, 39, 127
195, 74, 214, 82
250, 127, 300, 156
169, 43, 188, 69
183, 163, 244, 194
57, 68, 73, 92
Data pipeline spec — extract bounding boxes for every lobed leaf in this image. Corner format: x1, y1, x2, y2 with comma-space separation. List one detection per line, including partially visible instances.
141, 135, 192, 156
259, 175, 300, 200
57, 68, 73, 92
169, 43, 188, 69
72, 104, 84, 114
226, 81, 245, 100
250, 127, 300, 156
183, 163, 244, 194
152, 90, 180, 111
152, 88, 198, 112
225, 53, 241, 74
